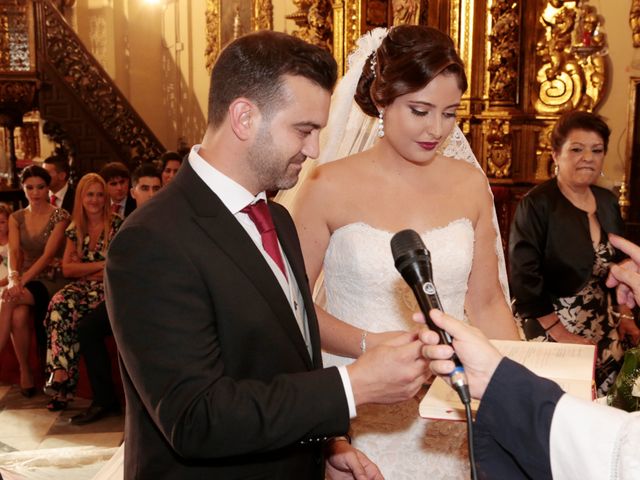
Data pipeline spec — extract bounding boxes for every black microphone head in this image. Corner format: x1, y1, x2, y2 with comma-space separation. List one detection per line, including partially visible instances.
390, 229, 433, 282
390, 229, 427, 262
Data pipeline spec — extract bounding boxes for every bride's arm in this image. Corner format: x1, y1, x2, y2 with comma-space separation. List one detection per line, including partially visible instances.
292, 168, 404, 358
464, 174, 520, 340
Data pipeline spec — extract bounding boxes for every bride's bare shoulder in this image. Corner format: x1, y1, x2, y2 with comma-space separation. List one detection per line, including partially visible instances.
308, 150, 373, 186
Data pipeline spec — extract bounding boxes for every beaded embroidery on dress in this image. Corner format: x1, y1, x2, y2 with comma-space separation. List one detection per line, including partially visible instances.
322, 220, 474, 478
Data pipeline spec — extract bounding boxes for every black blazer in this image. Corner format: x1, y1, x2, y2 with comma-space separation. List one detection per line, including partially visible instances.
509, 178, 625, 319
474, 358, 564, 479
61, 184, 75, 214
105, 162, 349, 479
123, 193, 136, 217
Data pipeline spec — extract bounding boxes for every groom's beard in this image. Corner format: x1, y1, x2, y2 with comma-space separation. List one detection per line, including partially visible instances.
246, 125, 306, 191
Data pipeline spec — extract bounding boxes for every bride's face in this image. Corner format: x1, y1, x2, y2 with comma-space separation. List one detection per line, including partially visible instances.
382, 73, 462, 164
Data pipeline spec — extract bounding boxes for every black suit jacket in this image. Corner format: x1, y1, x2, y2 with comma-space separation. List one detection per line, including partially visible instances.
474, 358, 564, 479
61, 184, 75, 214
123, 193, 136, 217
105, 162, 349, 479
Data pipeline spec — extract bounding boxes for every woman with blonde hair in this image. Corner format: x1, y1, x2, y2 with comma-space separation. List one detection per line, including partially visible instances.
43, 173, 122, 411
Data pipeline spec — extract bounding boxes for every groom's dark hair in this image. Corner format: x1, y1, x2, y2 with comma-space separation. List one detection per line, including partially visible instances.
207, 31, 337, 128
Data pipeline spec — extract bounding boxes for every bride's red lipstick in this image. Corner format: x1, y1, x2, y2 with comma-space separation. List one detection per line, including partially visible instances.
417, 141, 438, 151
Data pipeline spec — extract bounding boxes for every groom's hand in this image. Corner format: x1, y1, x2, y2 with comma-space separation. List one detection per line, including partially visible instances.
347, 330, 429, 406
325, 439, 384, 480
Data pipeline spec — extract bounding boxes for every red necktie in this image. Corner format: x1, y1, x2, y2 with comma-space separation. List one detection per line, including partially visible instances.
50, 194, 57, 206
111, 203, 120, 215
242, 200, 287, 279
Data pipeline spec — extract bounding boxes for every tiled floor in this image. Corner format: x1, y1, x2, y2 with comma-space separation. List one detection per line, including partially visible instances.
0, 383, 123, 479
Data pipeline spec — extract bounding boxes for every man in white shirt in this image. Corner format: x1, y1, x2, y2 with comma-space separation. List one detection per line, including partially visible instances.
105, 31, 430, 480
99, 161, 136, 217
43, 153, 75, 213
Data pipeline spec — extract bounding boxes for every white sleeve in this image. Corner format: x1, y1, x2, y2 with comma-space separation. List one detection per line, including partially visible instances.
550, 394, 630, 480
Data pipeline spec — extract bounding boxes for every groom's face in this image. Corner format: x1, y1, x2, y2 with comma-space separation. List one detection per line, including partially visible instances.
246, 75, 330, 191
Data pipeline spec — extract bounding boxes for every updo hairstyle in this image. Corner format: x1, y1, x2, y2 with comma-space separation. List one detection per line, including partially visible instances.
354, 25, 467, 118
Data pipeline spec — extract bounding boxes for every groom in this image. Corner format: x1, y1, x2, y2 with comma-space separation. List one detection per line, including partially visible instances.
105, 31, 430, 479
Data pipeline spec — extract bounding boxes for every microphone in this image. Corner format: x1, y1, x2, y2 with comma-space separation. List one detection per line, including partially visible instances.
390, 229, 471, 405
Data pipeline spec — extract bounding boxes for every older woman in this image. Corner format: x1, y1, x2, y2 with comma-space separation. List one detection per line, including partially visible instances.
509, 110, 640, 396
43, 173, 122, 411
0, 166, 70, 397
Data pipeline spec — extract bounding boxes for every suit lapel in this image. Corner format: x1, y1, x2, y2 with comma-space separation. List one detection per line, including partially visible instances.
174, 164, 314, 369
271, 204, 323, 369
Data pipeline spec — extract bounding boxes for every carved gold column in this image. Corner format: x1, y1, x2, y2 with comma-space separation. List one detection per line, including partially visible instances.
534, 0, 607, 114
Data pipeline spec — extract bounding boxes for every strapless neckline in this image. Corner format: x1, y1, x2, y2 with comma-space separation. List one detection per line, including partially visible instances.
331, 217, 473, 238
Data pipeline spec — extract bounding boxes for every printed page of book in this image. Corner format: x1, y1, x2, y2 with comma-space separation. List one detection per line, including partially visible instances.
419, 340, 596, 421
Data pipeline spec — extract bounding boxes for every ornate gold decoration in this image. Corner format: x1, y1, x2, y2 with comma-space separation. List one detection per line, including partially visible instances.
535, 122, 555, 181
42, 1, 163, 162
286, 0, 333, 51
253, 0, 272, 31
332, 1, 345, 74
631, 0, 640, 48
0, 80, 37, 114
486, 0, 520, 104
392, 0, 420, 26
483, 118, 512, 179
344, 0, 362, 61
204, 0, 220, 72
205, 0, 273, 71
619, 174, 630, 220
0, 0, 35, 72
535, 1, 607, 114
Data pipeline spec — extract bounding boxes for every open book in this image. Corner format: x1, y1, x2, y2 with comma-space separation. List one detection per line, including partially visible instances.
419, 340, 597, 421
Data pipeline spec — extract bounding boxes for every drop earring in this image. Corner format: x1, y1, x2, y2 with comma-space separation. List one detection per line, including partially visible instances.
377, 109, 385, 138
553, 163, 559, 176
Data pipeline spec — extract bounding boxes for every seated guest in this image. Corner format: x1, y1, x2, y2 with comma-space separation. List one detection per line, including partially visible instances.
159, 151, 182, 186
99, 162, 136, 218
509, 110, 640, 395
43, 152, 75, 214
422, 234, 640, 479
44, 174, 122, 411
70, 164, 160, 424
0, 166, 69, 397
130, 164, 161, 206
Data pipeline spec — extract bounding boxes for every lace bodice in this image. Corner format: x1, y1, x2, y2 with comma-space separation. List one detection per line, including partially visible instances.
321, 219, 475, 479
323, 219, 473, 358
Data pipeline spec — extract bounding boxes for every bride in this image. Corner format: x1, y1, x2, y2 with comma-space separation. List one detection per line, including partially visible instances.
283, 25, 520, 478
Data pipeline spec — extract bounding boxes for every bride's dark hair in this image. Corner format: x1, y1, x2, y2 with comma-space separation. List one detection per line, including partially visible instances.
354, 25, 467, 118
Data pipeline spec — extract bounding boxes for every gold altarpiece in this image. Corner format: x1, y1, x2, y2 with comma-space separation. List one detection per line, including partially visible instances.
326, 0, 608, 187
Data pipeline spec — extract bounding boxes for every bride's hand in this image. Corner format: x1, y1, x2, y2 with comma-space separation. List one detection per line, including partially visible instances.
547, 324, 593, 345
368, 331, 409, 349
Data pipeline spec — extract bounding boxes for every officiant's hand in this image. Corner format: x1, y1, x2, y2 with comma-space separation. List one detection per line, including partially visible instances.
347, 330, 429, 405
418, 310, 503, 400
607, 234, 640, 308
325, 438, 384, 480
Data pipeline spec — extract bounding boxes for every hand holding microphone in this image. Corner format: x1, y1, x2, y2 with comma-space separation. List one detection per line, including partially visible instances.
390, 229, 471, 404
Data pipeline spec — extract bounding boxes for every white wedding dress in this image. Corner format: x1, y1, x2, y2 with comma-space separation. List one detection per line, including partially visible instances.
322, 220, 474, 479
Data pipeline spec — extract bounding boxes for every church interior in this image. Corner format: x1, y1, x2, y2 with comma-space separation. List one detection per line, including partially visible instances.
1, 0, 640, 478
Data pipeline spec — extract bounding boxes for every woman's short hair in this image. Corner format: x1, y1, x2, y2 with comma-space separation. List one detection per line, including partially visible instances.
355, 25, 468, 118
551, 110, 611, 153
20, 165, 51, 187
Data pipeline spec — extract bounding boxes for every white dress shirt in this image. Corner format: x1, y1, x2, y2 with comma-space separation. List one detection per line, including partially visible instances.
49, 182, 69, 209
189, 145, 356, 417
